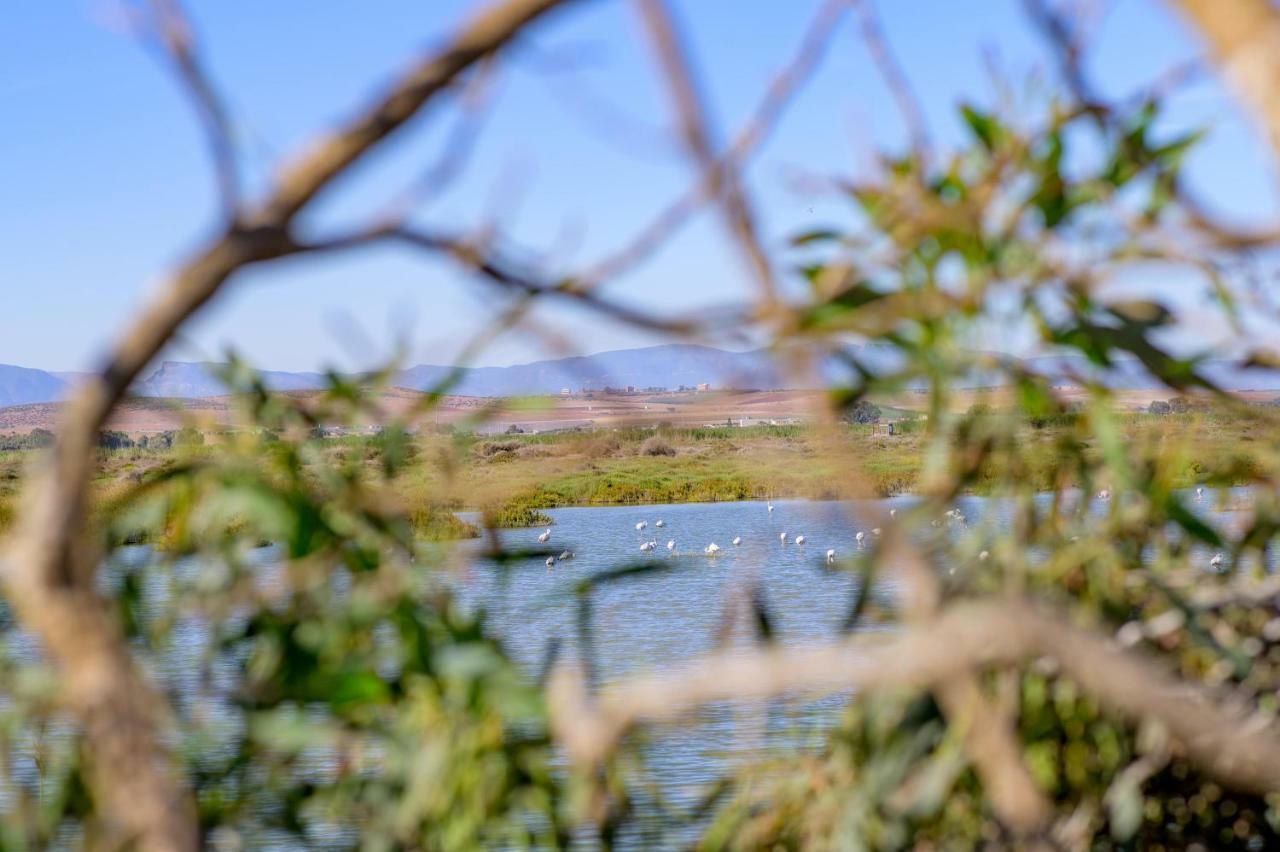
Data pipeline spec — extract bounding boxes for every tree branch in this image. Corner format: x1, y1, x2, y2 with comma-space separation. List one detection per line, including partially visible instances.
549, 598, 1280, 798
631, 0, 779, 308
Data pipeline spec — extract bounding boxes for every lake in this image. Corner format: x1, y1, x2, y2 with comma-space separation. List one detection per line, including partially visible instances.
453, 490, 1267, 844
9, 490, 1263, 848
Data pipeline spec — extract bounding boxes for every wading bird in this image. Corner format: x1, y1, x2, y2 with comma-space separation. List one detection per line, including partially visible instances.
855, 531, 865, 545
826, 549, 835, 563
640, 541, 655, 552
795, 534, 806, 545
705, 542, 721, 554
635, 521, 647, 531
767, 502, 774, 513
1210, 552, 1224, 569
780, 531, 788, 544
559, 551, 573, 560
545, 556, 555, 567
871, 528, 881, 536
1098, 489, 1111, 500
889, 508, 896, 517
1196, 486, 1204, 500
667, 539, 676, 552
732, 536, 742, 546
655, 519, 665, 528
537, 528, 551, 544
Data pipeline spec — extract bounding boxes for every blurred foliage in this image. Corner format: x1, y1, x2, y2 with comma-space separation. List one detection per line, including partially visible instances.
6, 19, 1280, 852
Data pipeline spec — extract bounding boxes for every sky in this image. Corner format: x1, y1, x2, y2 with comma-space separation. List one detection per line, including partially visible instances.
3, 0, 1278, 373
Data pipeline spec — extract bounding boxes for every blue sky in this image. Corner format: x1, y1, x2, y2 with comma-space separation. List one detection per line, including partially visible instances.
4, 0, 1277, 372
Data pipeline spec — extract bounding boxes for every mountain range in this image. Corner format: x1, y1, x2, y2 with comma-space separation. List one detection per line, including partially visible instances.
3, 343, 1280, 409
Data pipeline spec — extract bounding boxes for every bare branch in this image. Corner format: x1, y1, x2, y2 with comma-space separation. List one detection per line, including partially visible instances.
293, 224, 697, 334
142, 0, 241, 217
585, 0, 849, 286
631, 0, 779, 307
549, 598, 1280, 798
256, 0, 580, 225
856, 0, 932, 164
1170, 0, 1280, 155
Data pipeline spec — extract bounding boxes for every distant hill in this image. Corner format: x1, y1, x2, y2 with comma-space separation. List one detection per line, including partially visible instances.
4, 345, 1280, 409
0, 364, 70, 407
134, 361, 331, 398
397, 344, 788, 396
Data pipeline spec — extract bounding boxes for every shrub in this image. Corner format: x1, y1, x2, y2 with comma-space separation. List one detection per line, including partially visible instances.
641, 436, 677, 456
842, 400, 881, 424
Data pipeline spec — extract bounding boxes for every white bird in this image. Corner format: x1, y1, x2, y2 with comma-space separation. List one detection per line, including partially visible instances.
979, 550, 989, 561
1098, 489, 1111, 500
667, 539, 676, 551
780, 531, 788, 544
559, 550, 573, 560
826, 548, 836, 563
732, 536, 742, 546
1196, 486, 1204, 500
767, 502, 774, 513
1210, 552, 1224, 568
635, 521, 647, 531
889, 508, 897, 517
871, 527, 881, 536
795, 534, 806, 545
855, 531, 865, 545
705, 542, 722, 554
545, 556, 555, 567
655, 519, 666, 528
537, 528, 551, 543
640, 541, 655, 552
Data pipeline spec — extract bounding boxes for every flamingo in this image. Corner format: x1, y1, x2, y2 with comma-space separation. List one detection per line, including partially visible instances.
780, 531, 788, 544
640, 541, 655, 552
795, 534, 806, 545
635, 521, 647, 531
537, 528, 551, 544
545, 556, 555, 567
667, 539, 676, 552
655, 519, 666, 528
855, 531, 865, 545
826, 549, 836, 563
705, 542, 722, 554
732, 536, 742, 546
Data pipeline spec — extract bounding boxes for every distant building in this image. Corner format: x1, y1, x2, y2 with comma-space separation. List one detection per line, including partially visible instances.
696, 382, 711, 392
560, 387, 571, 396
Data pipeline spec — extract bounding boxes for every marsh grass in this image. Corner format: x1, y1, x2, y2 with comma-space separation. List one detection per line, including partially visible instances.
0, 412, 1271, 537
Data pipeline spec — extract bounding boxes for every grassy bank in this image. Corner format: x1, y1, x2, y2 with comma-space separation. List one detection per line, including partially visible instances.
0, 410, 1274, 539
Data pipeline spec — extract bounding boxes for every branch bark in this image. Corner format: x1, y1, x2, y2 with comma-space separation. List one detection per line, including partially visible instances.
1170, 0, 1280, 154
548, 598, 1280, 798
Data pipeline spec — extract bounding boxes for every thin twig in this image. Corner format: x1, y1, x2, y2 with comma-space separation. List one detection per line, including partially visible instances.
856, 0, 932, 164
585, 0, 849, 286
631, 0, 779, 307
143, 0, 241, 217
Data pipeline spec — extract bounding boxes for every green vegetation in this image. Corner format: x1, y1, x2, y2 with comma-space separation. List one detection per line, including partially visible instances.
1, 408, 1270, 541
